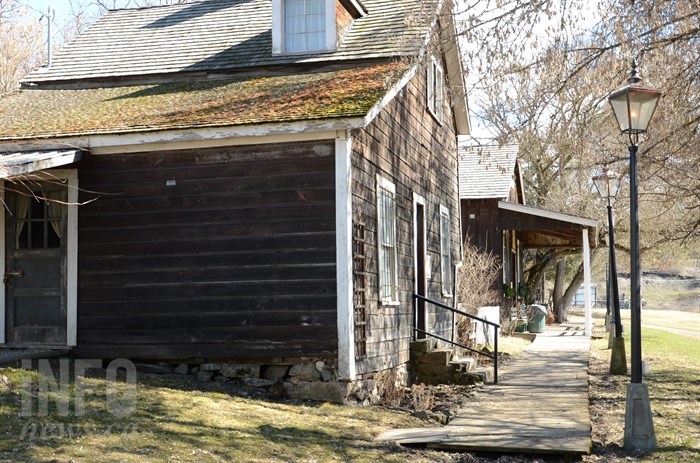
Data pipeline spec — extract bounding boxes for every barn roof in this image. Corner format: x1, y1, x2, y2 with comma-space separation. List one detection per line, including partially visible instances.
458, 144, 520, 200
22, 0, 434, 85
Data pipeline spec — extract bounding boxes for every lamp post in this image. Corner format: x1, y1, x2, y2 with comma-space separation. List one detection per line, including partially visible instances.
592, 169, 627, 375
608, 59, 661, 452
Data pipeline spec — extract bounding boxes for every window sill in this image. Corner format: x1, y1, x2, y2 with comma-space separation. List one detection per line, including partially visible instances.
273, 48, 336, 56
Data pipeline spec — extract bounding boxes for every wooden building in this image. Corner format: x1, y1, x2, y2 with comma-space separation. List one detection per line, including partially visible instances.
459, 144, 597, 297
0, 0, 469, 398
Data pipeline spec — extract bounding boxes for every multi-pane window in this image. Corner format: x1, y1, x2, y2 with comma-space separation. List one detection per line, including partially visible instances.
14, 192, 64, 250
285, 0, 326, 53
440, 205, 452, 295
377, 176, 398, 304
427, 57, 445, 123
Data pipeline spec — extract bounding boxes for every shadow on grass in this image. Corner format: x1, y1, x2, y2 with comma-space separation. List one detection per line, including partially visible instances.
0, 363, 422, 462
257, 424, 390, 461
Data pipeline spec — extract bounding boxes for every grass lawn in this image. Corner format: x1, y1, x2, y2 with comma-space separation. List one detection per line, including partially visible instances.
0, 335, 539, 463
586, 323, 700, 462
0, 366, 470, 463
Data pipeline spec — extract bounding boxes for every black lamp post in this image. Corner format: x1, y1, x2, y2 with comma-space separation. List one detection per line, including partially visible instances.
592, 169, 627, 374
608, 59, 661, 451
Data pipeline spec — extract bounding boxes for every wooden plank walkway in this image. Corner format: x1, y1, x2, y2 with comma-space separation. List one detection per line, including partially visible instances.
378, 321, 592, 456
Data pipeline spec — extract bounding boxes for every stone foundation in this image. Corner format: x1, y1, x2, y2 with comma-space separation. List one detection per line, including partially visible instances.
137, 358, 408, 405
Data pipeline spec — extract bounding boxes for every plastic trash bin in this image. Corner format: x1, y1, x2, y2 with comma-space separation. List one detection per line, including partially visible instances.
527, 304, 547, 333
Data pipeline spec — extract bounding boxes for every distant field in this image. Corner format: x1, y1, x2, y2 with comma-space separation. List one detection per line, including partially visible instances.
586, 307, 700, 339
612, 273, 700, 313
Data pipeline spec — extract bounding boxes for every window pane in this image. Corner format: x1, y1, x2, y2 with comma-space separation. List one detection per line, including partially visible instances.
306, 31, 324, 50
440, 211, 451, 293
436, 65, 444, 121
306, 0, 325, 14
378, 186, 397, 301
284, 0, 326, 52
306, 12, 325, 32
427, 64, 435, 112
285, 0, 305, 17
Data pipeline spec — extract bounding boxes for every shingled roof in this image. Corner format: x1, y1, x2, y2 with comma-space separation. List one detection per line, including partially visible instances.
23, 0, 435, 84
459, 144, 520, 200
0, 62, 405, 140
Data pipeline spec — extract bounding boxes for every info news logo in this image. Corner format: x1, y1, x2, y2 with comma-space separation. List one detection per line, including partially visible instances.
18, 358, 139, 441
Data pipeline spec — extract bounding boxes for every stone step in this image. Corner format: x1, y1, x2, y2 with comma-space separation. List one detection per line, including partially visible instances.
410, 338, 437, 354
463, 366, 494, 384
414, 349, 454, 366
450, 355, 476, 372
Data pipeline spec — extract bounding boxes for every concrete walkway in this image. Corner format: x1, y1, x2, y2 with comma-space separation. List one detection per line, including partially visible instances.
378, 321, 592, 456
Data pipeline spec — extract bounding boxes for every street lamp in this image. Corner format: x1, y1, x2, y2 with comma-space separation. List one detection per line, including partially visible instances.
592, 169, 626, 375
608, 59, 661, 452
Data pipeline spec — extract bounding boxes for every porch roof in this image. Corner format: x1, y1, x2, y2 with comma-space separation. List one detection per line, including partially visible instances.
498, 201, 597, 249
0, 149, 84, 179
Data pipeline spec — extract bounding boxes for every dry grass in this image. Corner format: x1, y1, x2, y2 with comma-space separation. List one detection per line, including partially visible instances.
584, 324, 700, 462
0, 368, 474, 463
584, 308, 699, 338
496, 336, 534, 358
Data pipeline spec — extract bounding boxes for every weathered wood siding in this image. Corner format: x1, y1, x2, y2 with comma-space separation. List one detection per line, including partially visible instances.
461, 198, 504, 289
76, 141, 337, 360
352, 61, 461, 376
460, 198, 500, 258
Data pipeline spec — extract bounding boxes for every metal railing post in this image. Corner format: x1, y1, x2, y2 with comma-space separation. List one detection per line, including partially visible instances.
493, 325, 498, 384
413, 293, 500, 384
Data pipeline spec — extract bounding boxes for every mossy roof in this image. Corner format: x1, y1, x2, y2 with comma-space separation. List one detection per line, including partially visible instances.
0, 62, 406, 140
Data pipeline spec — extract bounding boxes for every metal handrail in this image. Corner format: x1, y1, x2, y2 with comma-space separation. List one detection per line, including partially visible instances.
413, 293, 499, 383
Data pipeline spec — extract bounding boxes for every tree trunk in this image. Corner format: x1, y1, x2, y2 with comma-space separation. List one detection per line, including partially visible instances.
524, 250, 557, 303
553, 248, 600, 323
560, 262, 585, 317
553, 257, 567, 322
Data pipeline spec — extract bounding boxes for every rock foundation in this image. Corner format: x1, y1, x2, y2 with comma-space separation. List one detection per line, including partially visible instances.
134, 358, 401, 404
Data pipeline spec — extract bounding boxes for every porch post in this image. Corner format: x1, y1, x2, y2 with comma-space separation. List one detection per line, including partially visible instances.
583, 228, 592, 337
335, 130, 356, 380
66, 174, 79, 346
0, 185, 5, 344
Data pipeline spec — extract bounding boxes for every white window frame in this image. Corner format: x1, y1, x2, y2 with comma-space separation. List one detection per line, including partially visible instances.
439, 204, 452, 296
272, 0, 337, 54
376, 175, 399, 305
426, 56, 445, 123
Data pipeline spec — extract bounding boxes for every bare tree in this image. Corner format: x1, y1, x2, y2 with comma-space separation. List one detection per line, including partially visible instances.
0, 1, 43, 95
456, 0, 700, 318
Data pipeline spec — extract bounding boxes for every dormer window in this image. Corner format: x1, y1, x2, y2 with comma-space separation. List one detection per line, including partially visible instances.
285, 0, 327, 53
272, 0, 367, 55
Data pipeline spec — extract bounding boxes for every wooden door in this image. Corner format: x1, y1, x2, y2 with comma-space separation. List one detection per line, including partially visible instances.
5, 184, 67, 345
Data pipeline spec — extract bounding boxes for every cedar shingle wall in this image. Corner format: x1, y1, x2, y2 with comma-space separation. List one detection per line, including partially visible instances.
352, 63, 460, 376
